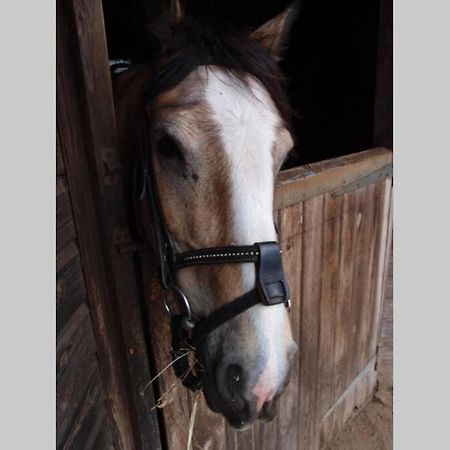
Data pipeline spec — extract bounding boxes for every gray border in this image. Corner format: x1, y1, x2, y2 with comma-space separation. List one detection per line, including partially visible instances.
394, 0, 450, 448
0, 1, 55, 449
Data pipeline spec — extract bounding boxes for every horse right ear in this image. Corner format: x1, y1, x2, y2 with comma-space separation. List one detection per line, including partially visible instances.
251, 1, 300, 60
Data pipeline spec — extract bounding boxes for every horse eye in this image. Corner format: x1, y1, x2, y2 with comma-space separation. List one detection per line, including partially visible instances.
156, 134, 185, 164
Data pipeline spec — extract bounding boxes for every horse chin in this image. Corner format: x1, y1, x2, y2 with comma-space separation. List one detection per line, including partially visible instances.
201, 382, 253, 429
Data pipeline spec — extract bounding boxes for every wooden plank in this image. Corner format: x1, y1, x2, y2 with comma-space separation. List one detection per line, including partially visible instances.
59, 371, 113, 450
57, 131, 65, 176
57, 304, 112, 449
364, 180, 392, 366
229, 427, 255, 450
317, 193, 343, 418
331, 192, 358, 403
73, 394, 114, 450
62, 0, 163, 445
320, 358, 377, 448
190, 395, 226, 450
254, 413, 279, 450
57, 0, 164, 446
331, 165, 392, 197
297, 195, 325, 450
344, 186, 372, 386
275, 203, 303, 450
352, 184, 377, 377
56, 176, 76, 251
57, 1, 144, 447
372, 181, 393, 357
57, 251, 86, 337
57, 240, 79, 274
275, 148, 392, 210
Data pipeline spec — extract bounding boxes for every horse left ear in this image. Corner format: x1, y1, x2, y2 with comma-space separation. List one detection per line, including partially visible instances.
251, 1, 300, 60
170, 0, 184, 25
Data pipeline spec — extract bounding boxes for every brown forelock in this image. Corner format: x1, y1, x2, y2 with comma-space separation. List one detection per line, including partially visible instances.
148, 71, 247, 312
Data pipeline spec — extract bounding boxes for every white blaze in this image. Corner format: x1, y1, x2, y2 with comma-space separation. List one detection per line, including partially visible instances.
203, 67, 288, 408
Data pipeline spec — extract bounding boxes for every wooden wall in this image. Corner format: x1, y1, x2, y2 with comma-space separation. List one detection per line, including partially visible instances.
142, 148, 393, 450
57, 0, 162, 448
57, 128, 115, 450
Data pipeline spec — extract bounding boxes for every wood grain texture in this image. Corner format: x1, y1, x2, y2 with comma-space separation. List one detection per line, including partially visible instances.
317, 194, 343, 418
320, 358, 377, 448
331, 192, 358, 404
297, 195, 324, 450
275, 148, 392, 210
277, 202, 303, 450
56, 170, 114, 448
57, 0, 162, 447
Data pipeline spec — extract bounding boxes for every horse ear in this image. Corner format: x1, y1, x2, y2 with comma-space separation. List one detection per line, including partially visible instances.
251, 1, 300, 59
170, 0, 184, 25
144, 0, 184, 54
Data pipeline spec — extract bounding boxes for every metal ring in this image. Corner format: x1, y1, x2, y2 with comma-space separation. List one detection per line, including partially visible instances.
172, 284, 192, 320
162, 284, 193, 321
162, 290, 174, 316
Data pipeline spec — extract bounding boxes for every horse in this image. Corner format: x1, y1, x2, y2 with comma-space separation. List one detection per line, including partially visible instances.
113, 0, 299, 429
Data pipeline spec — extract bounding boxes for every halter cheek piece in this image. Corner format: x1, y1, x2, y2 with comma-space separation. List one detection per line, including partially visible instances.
137, 67, 291, 391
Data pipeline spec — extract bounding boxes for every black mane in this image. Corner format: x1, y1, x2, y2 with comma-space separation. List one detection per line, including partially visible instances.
142, 18, 292, 130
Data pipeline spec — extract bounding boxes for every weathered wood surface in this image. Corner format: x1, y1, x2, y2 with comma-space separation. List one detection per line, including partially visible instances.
57, 0, 162, 448
143, 148, 393, 449
57, 137, 114, 450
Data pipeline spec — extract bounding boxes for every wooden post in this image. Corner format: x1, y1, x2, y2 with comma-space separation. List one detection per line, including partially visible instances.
57, 0, 162, 448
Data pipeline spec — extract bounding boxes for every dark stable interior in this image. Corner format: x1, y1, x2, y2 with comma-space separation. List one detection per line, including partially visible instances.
102, 0, 391, 165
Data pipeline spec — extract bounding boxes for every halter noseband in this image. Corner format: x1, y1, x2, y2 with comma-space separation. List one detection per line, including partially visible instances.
137, 65, 291, 391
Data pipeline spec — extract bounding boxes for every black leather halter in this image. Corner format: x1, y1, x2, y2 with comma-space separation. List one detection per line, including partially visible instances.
137, 68, 291, 391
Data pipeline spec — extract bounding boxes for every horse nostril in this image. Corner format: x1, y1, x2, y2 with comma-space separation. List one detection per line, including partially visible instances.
225, 364, 243, 399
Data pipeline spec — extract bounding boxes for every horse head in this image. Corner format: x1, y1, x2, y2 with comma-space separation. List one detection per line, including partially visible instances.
113, 0, 300, 429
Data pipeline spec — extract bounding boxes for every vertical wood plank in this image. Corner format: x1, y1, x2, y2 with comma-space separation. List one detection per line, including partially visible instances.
227, 425, 255, 450
362, 180, 391, 367
332, 192, 358, 403
352, 184, 378, 378
277, 203, 303, 450
190, 395, 226, 450
317, 194, 343, 418
297, 195, 325, 450
345, 189, 364, 388
57, 0, 162, 446
370, 180, 393, 358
